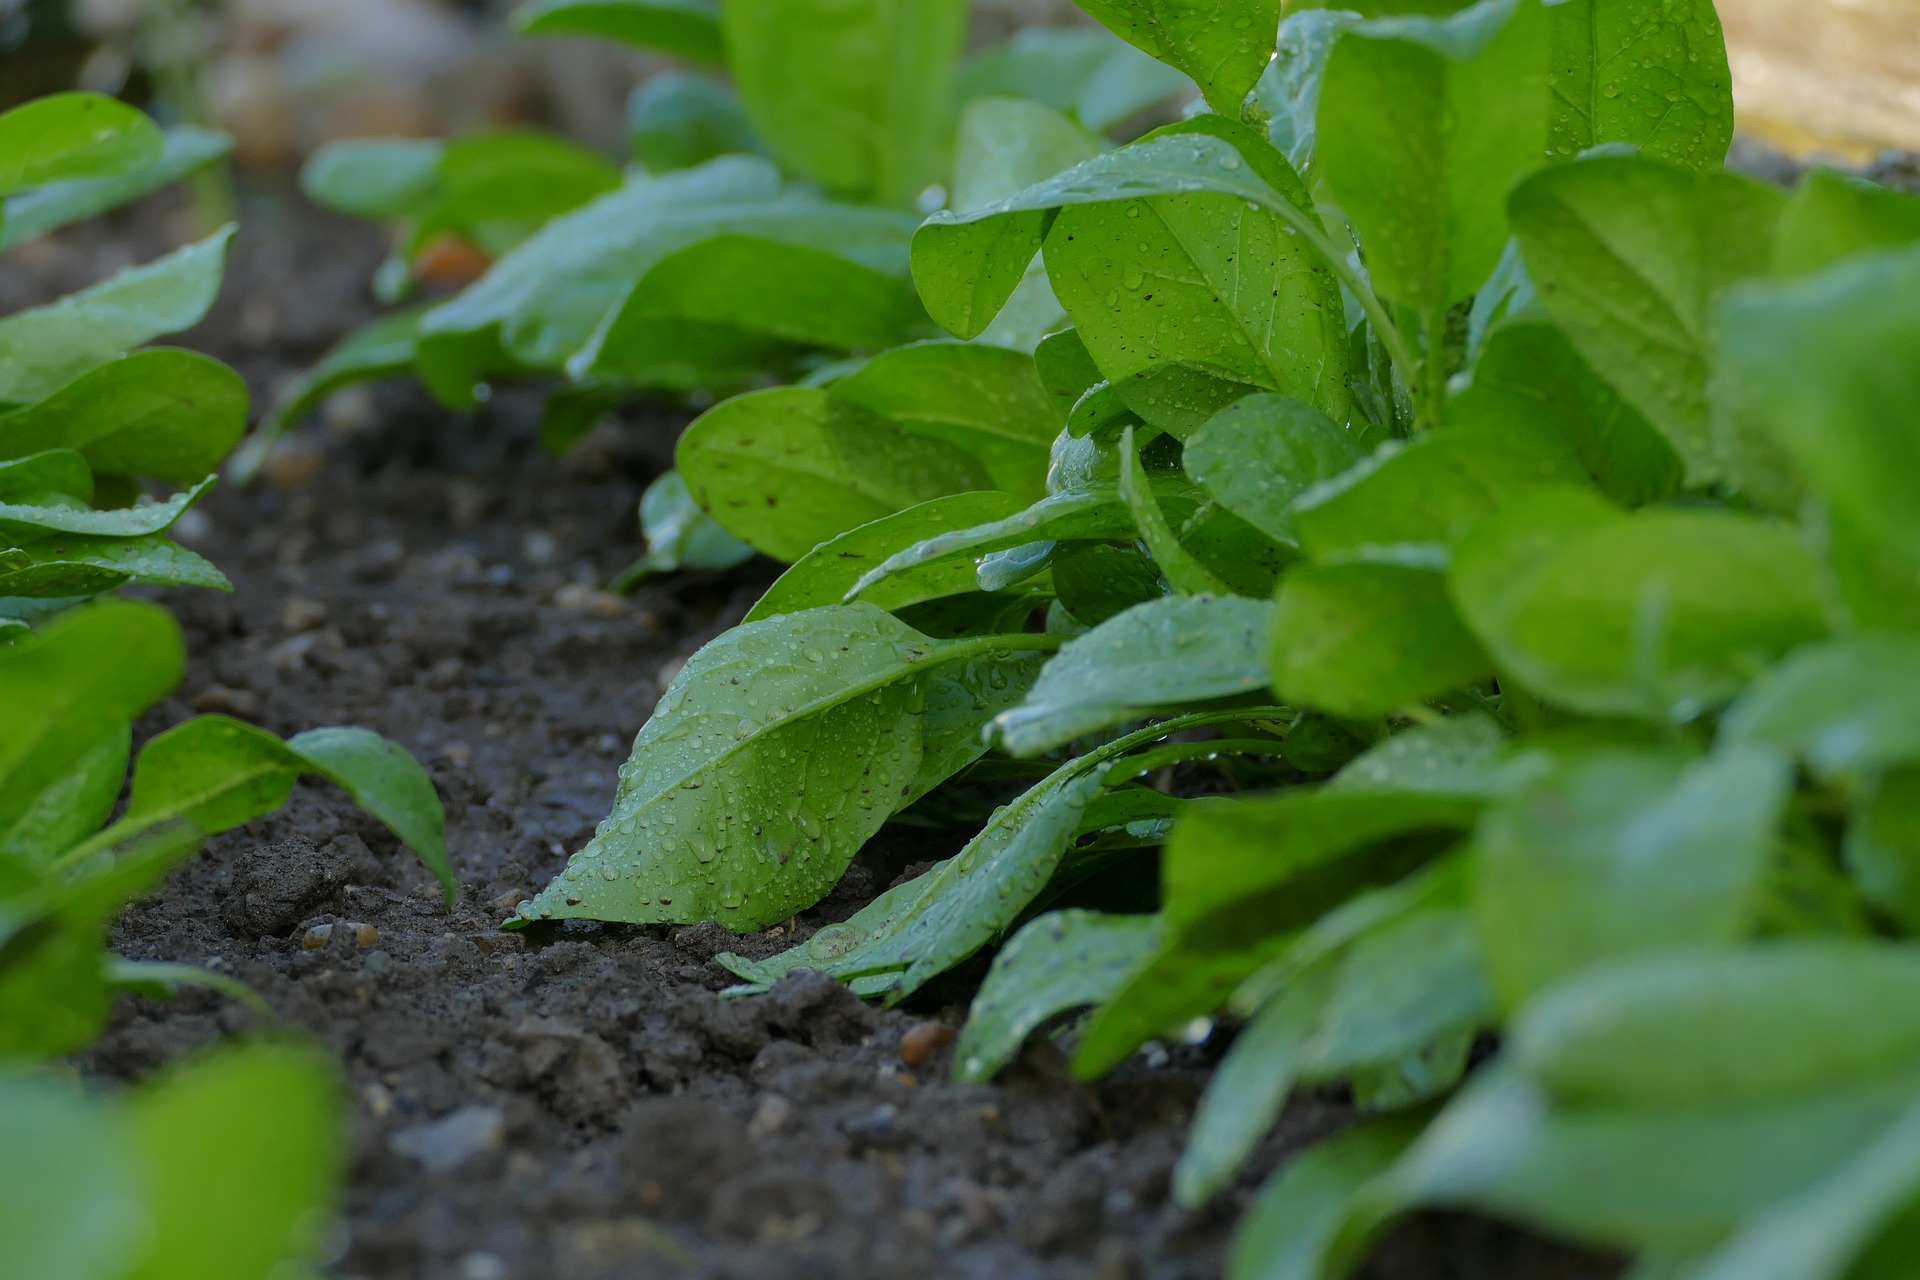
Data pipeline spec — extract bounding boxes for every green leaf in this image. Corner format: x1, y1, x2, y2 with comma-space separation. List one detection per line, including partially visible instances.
286, 727, 454, 906
0, 600, 182, 796
1271, 562, 1492, 717
1846, 769, 1920, 933
951, 96, 1106, 215
0, 93, 162, 197
912, 126, 1345, 395
1511, 943, 1920, 1109
0, 1073, 144, 1280
626, 72, 761, 172
1317, 0, 1550, 315
512, 0, 725, 63
956, 27, 1193, 133
1385, 1064, 1919, 1254
1227, 1117, 1421, 1280
722, 0, 967, 206
1328, 713, 1515, 797
0, 720, 127, 866
411, 131, 623, 259
951, 908, 1159, 1081
1717, 242, 1920, 573
1449, 487, 1827, 719
1254, 9, 1364, 177
1040, 118, 1351, 433
1773, 169, 1920, 278
1300, 905, 1491, 1080
1448, 317, 1682, 507
1073, 0, 1281, 116
609, 470, 755, 591
1183, 393, 1368, 546
1545, 0, 1733, 170
299, 137, 443, 220
1, 126, 231, 250
994, 594, 1272, 755
743, 491, 1022, 623
830, 342, 1062, 503
0, 532, 229, 597
1721, 636, 1920, 781
1288, 422, 1587, 561
1509, 155, 1784, 486
1686, 1092, 1920, 1280
0, 227, 233, 407
0, 474, 215, 544
418, 160, 921, 404
121, 1042, 342, 1280
1474, 744, 1792, 1010
0, 349, 247, 485
512, 605, 1051, 931
1178, 962, 1336, 1206
0, 448, 91, 501
676, 386, 994, 562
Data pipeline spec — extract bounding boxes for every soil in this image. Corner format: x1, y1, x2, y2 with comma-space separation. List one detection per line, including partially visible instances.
17, 185, 1631, 1280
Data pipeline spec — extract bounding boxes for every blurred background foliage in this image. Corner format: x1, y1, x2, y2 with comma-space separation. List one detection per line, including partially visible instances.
0, 0, 1913, 172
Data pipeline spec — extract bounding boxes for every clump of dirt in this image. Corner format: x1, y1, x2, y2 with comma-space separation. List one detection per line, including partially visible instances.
35, 184, 1622, 1280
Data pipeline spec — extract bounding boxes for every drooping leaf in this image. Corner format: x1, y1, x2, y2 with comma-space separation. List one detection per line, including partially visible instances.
1544, 0, 1733, 170
1, 126, 231, 250
1449, 487, 1826, 718
743, 491, 1022, 622
286, 727, 454, 905
1474, 744, 1792, 1009
1072, 0, 1281, 116
512, 605, 1056, 931
0, 349, 248, 485
952, 909, 1159, 1082
0, 92, 162, 197
1508, 155, 1784, 487
1317, 0, 1550, 317
1271, 562, 1492, 717
512, 0, 725, 63
0, 228, 233, 407
0, 532, 230, 598
0, 475, 215, 544
994, 593, 1272, 755
722, 0, 968, 207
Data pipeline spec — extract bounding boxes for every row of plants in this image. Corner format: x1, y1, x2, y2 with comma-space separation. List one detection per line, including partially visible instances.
402, 0, 1920, 1274
0, 92, 452, 1277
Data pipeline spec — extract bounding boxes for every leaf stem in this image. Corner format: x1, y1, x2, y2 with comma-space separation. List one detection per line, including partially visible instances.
1418, 298, 1451, 431
1248, 189, 1420, 407
932, 630, 1073, 667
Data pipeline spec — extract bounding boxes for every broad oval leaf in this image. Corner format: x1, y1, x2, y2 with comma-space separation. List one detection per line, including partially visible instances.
299, 137, 443, 220
626, 71, 761, 172
0, 349, 248, 485
512, 0, 725, 63
0, 1073, 145, 1280
1450, 487, 1827, 718
286, 727, 454, 905
1227, 1116, 1421, 1280
676, 386, 994, 562
0, 92, 162, 197
1722, 635, 1920, 781
1772, 168, 1920, 279
1073, 0, 1280, 117
994, 593, 1273, 755
0, 125, 231, 250
956, 26, 1192, 134
1184, 393, 1367, 547
1545, 0, 1733, 170
1271, 562, 1492, 717
609, 470, 755, 591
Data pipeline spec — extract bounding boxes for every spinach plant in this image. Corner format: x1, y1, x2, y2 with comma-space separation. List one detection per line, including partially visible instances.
1, 93, 454, 1277
520, 0, 1920, 1272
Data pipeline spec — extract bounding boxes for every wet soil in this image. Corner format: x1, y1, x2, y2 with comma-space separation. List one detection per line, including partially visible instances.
23, 185, 1627, 1280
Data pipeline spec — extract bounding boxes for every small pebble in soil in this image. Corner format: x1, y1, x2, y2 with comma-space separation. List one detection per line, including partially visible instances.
390, 1105, 506, 1174
747, 1093, 792, 1139
899, 1020, 957, 1068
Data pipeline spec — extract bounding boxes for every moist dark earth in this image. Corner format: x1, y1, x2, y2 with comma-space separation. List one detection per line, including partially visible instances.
15, 185, 1632, 1280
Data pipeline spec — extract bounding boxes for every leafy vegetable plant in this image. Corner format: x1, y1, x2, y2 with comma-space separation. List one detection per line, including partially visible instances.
517, 0, 1920, 1272
1, 91, 451, 1276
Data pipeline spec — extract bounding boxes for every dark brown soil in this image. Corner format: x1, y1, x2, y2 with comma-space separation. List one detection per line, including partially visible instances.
26, 184, 1625, 1280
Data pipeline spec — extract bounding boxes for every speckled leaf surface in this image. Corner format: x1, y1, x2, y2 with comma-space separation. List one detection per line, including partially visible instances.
1546, 0, 1733, 170
0, 533, 228, 597
1073, 0, 1281, 116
